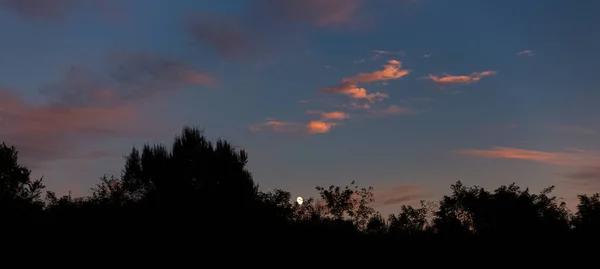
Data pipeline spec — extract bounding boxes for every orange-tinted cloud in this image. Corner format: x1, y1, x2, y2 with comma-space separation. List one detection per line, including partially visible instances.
517, 50, 534, 56
306, 120, 337, 134
249, 120, 338, 134
373, 184, 426, 206
307, 110, 349, 120
427, 71, 496, 84
456, 147, 600, 167
322, 60, 409, 102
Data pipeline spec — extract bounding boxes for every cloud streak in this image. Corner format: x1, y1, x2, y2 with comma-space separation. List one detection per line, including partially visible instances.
547, 124, 596, 135
373, 184, 426, 206
248, 120, 339, 134
427, 71, 496, 84
517, 50, 534, 56
306, 110, 349, 120
456, 147, 600, 167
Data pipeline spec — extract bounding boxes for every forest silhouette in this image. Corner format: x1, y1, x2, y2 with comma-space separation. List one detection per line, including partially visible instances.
2, 126, 599, 252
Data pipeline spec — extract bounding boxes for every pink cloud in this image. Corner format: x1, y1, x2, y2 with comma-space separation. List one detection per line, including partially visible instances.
456, 147, 600, 167
427, 71, 496, 84
0, 88, 136, 163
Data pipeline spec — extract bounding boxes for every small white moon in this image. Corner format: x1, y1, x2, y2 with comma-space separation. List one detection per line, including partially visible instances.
296, 196, 304, 205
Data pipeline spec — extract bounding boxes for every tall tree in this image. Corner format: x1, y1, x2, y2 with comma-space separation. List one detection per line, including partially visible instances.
0, 142, 45, 203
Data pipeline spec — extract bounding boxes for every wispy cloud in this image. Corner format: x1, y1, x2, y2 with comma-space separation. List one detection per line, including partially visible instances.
456, 147, 600, 167
248, 121, 304, 133
547, 124, 596, 135
517, 50, 534, 57
427, 71, 496, 84
373, 50, 405, 56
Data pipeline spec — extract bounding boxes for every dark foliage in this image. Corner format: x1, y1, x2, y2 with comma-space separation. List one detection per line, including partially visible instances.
1, 126, 600, 254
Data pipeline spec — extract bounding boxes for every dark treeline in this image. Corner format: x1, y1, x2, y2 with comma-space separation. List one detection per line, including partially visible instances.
2, 126, 600, 253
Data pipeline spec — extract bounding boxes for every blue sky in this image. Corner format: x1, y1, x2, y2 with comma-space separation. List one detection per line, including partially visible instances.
1, 0, 599, 214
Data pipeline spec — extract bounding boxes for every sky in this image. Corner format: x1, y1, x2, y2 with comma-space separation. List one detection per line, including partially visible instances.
1, 0, 600, 214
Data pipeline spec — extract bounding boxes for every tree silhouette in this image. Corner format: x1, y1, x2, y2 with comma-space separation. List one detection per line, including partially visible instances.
0, 142, 45, 203
0, 142, 45, 227
3, 126, 600, 246
433, 181, 570, 240
572, 193, 600, 238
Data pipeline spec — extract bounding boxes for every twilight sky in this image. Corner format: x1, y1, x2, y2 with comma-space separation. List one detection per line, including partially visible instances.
1, 0, 599, 213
